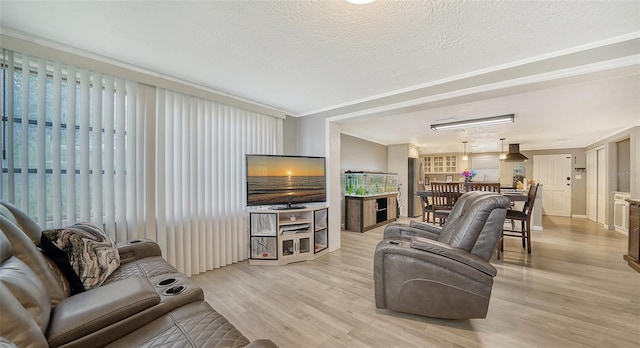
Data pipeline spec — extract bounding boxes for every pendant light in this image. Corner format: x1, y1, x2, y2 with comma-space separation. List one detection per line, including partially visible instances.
499, 138, 507, 160
462, 141, 469, 161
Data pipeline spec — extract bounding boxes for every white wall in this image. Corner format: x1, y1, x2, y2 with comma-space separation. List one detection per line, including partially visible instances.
283, 116, 298, 155
297, 114, 326, 157
388, 145, 410, 217
341, 134, 388, 172
328, 122, 342, 250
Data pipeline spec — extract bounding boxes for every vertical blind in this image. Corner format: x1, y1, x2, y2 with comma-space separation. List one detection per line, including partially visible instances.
0, 50, 144, 233
1, 49, 282, 276
155, 89, 280, 275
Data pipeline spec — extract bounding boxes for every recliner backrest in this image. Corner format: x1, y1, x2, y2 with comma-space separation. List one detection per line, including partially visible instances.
439, 191, 485, 228
437, 192, 510, 259
0, 216, 70, 304
0, 229, 51, 346
0, 201, 43, 244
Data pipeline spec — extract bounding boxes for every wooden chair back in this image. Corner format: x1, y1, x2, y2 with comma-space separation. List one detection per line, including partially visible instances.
430, 182, 462, 210
464, 182, 501, 193
522, 183, 540, 216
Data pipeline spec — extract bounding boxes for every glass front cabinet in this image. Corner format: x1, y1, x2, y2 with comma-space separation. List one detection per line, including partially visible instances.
422, 154, 459, 174
249, 206, 329, 265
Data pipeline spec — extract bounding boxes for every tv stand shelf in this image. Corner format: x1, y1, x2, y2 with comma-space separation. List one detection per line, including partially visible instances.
249, 206, 329, 266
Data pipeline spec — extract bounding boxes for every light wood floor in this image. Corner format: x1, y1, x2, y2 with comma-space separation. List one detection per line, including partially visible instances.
191, 216, 640, 348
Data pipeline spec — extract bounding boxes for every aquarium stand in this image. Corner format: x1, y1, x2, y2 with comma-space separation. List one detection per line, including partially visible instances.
345, 193, 398, 232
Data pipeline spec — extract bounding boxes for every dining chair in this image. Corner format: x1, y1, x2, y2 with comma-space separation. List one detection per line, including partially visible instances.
463, 182, 501, 193
500, 183, 540, 255
430, 182, 462, 225
417, 181, 433, 222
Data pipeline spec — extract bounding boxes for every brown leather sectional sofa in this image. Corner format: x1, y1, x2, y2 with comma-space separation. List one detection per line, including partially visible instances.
0, 201, 277, 348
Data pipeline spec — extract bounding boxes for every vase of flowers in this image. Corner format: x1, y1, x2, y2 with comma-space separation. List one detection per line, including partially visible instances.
461, 169, 476, 182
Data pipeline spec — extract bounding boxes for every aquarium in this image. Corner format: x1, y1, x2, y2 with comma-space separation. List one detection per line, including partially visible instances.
343, 171, 398, 197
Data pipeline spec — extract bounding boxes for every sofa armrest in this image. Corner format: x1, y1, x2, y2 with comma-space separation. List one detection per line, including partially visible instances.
47, 277, 160, 347
409, 221, 442, 235
116, 239, 162, 264
410, 237, 496, 276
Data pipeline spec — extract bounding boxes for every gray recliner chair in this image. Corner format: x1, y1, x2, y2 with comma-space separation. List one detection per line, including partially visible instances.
374, 192, 510, 319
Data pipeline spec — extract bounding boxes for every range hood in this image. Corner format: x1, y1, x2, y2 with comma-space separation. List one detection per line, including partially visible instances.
503, 144, 528, 162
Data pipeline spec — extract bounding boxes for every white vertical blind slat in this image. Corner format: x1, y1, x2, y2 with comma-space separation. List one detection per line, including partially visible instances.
217, 103, 226, 268
51, 62, 62, 227
240, 113, 248, 261
36, 59, 46, 227
197, 99, 205, 272
65, 66, 77, 225
155, 88, 167, 258
226, 107, 233, 264
125, 80, 137, 239
114, 78, 126, 241
91, 72, 103, 228
141, 85, 156, 241
211, 102, 221, 269
135, 86, 145, 239
78, 69, 91, 221
103, 76, 115, 237
174, 93, 185, 273
19, 56, 29, 213
6, 51, 15, 202
183, 96, 193, 275
231, 110, 239, 263
204, 100, 213, 270
164, 90, 176, 267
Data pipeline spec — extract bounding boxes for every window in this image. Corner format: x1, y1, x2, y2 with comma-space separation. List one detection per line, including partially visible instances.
1, 49, 139, 234
1, 47, 282, 276
470, 156, 500, 182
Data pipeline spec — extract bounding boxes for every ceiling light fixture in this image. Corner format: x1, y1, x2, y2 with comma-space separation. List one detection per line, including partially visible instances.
499, 138, 507, 160
462, 141, 469, 161
430, 114, 514, 131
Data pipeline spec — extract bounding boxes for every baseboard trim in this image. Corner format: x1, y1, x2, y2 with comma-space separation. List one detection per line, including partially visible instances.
614, 227, 629, 236
533, 225, 543, 231
572, 214, 587, 219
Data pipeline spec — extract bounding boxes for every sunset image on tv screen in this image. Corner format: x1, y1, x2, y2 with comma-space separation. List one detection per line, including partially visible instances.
247, 155, 326, 206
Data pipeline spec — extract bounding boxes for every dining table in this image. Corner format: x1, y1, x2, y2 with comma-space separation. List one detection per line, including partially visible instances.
416, 189, 528, 203
416, 186, 542, 230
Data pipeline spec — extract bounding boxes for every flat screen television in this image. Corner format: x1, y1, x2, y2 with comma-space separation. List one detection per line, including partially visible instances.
246, 154, 326, 208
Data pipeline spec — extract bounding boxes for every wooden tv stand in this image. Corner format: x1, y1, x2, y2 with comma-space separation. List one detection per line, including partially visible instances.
248, 206, 329, 266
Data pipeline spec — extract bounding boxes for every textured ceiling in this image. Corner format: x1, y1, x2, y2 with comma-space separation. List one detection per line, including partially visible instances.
1, 0, 639, 152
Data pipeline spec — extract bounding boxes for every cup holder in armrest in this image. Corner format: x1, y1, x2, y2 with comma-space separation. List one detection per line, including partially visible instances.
163, 285, 186, 296
156, 278, 178, 287
128, 239, 144, 244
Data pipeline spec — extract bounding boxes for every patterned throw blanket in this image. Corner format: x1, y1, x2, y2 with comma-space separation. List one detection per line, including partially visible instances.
41, 223, 120, 294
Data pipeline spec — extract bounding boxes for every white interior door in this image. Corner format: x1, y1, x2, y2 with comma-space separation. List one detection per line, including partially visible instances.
597, 147, 606, 225
586, 150, 597, 222
533, 154, 572, 217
